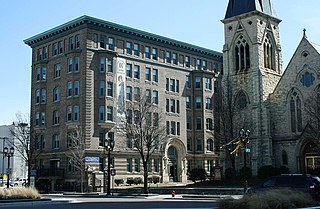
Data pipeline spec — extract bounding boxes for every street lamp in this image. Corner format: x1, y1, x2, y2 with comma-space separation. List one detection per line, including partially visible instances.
104, 136, 114, 195
239, 128, 250, 193
3, 146, 14, 188
0, 137, 8, 185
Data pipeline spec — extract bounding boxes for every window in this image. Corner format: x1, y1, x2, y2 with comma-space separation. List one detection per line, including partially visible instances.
185, 56, 190, 67
100, 58, 105, 72
52, 134, 60, 149
68, 58, 73, 73
152, 48, 157, 60
166, 99, 169, 112
195, 77, 201, 88
237, 90, 247, 110
35, 112, 39, 126
213, 63, 219, 73
205, 98, 212, 110
166, 51, 171, 63
42, 68, 46, 81
126, 41, 132, 55
207, 139, 214, 151
166, 78, 169, 91
172, 52, 177, 65
206, 118, 213, 130
74, 81, 79, 97
126, 64, 132, 78
127, 158, 133, 172
134, 43, 139, 56
69, 37, 74, 50
99, 106, 105, 122
195, 97, 202, 109
100, 35, 106, 48
53, 110, 59, 125
290, 89, 303, 132
126, 109, 133, 124
134, 87, 140, 101
134, 65, 140, 79
146, 89, 151, 103
152, 69, 158, 82
75, 35, 80, 48
37, 48, 42, 61
107, 58, 113, 73
170, 99, 175, 113
154, 159, 159, 172
145, 67, 151, 81
196, 117, 202, 130
186, 96, 191, 108
282, 150, 288, 165
41, 89, 46, 104
53, 87, 61, 102
107, 82, 113, 97
134, 110, 140, 124
176, 80, 179, 93
153, 90, 158, 104
186, 75, 191, 88
107, 106, 113, 121
177, 122, 180, 135
43, 47, 48, 59
67, 106, 72, 122
187, 138, 192, 151
35, 90, 40, 104
205, 77, 212, 90
145, 46, 151, 59
187, 116, 192, 130
127, 136, 133, 148
41, 112, 46, 127
93, 33, 98, 48
108, 37, 114, 50
58, 41, 64, 54
36, 68, 41, 81
74, 57, 80, 72
264, 34, 274, 70
73, 106, 79, 121
235, 35, 250, 72
196, 139, 203, 151
202, 60, 207, 70
300, 72, 315, 88
208, 160, 215, 173
171, 121, 176, 135
54, 64, 61, 78
176, 100, 180, 113
170, 79, 175, 92
53, 43, 58, 55
99, 81, 105, 97
153, 112, 159, 127
134, 158, 140, 172
126, 86, 132, 100
196, 59, 201, 70
67, 82, 73, 97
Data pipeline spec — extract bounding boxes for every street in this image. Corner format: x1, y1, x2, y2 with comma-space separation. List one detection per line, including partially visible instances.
0, 195, 218, 209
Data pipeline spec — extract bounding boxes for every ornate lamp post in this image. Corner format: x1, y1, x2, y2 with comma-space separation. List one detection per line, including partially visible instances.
239, 128, 250, 193
105, 137, 114, 195
3, 147, 14, 188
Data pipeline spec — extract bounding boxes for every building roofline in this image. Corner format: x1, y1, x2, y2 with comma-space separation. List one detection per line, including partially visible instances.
24, 15, 222, 59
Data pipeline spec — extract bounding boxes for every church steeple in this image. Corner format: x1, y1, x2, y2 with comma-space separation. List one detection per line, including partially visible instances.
225, 0, 276, 19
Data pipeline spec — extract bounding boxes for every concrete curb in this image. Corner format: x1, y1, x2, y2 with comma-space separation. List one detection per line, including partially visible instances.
0, 198, 51, 204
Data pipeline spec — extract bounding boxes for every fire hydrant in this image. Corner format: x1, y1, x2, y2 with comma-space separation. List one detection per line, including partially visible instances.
171, 190, 176, 197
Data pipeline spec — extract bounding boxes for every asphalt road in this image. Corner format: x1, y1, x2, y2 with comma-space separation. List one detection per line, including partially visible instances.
0, 195, 218, 209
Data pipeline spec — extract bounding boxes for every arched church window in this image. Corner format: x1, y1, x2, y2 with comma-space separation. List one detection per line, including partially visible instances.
282, 150, 288, 165
289, 89, 303, 133
300, 72, 315, 88
234, 36, 250, 72
264, 34, 275, 70
237, 90, 248, 110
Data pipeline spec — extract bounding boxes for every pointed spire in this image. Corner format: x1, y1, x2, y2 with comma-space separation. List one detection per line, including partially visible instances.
225, 0, 276, 19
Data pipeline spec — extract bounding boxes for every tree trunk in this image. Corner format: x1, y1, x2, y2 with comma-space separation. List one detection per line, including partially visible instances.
143, 166, 149, 194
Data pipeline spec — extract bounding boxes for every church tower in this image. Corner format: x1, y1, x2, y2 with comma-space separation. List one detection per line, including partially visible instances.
221, 0, 282, 175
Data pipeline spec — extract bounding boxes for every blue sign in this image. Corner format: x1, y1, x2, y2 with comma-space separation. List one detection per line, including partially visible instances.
85, 157, 100, 163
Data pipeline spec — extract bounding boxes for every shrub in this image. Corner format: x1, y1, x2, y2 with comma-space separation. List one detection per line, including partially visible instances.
218, 188, 317, 209
147, 176, 160, 184
133, 177, 143, 185
114, 179, 124, 186
225, 168, 236, 179
239, 166, 252, 179
0, 187, 40, 199
126, 177, 134, 186
188, 168, 207, 182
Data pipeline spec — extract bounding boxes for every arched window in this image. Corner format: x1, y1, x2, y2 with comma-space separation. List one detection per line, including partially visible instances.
264, 34, 275, 70
289, 89, 302, 132
236, 90, 248, 110
235, 35, 250, 72
282, 150, 288, 165
207, 139, 214, 152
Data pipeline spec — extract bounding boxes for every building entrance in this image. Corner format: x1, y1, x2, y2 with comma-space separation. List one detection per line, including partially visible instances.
303, 141, 320, 174
168, 146, 178, 182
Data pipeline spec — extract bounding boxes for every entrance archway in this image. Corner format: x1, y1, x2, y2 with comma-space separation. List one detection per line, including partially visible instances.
168, 146, 178, 182
303, 141, 320, 174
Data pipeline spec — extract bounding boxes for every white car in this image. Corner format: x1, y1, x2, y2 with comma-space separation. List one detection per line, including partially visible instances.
11, 178, 28, 187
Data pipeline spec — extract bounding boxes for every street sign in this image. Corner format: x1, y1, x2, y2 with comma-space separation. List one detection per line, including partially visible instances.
111, 169, 116, 176
246, 148, 251, 153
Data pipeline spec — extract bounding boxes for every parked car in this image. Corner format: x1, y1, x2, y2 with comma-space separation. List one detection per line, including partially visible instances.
251, 174, 320, 199
10, 178, 28, 187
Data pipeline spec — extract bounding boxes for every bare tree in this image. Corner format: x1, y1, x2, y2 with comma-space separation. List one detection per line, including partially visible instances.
64, 125, 86, 193
118, 92, 168, 194
304, 88, 320, 142
9, 113, 40, 186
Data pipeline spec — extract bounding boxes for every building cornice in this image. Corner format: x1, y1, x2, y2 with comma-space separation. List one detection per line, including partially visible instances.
24, 15, 223, 59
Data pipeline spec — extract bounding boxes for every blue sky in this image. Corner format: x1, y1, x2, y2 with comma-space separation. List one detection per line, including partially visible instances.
0, 0, 319, 125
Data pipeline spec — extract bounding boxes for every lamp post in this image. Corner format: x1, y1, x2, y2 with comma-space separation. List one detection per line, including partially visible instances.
239, 128, 250, 193
104, 136, 114, 195
0, 137, 8, 185
3, 146, 14, 188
